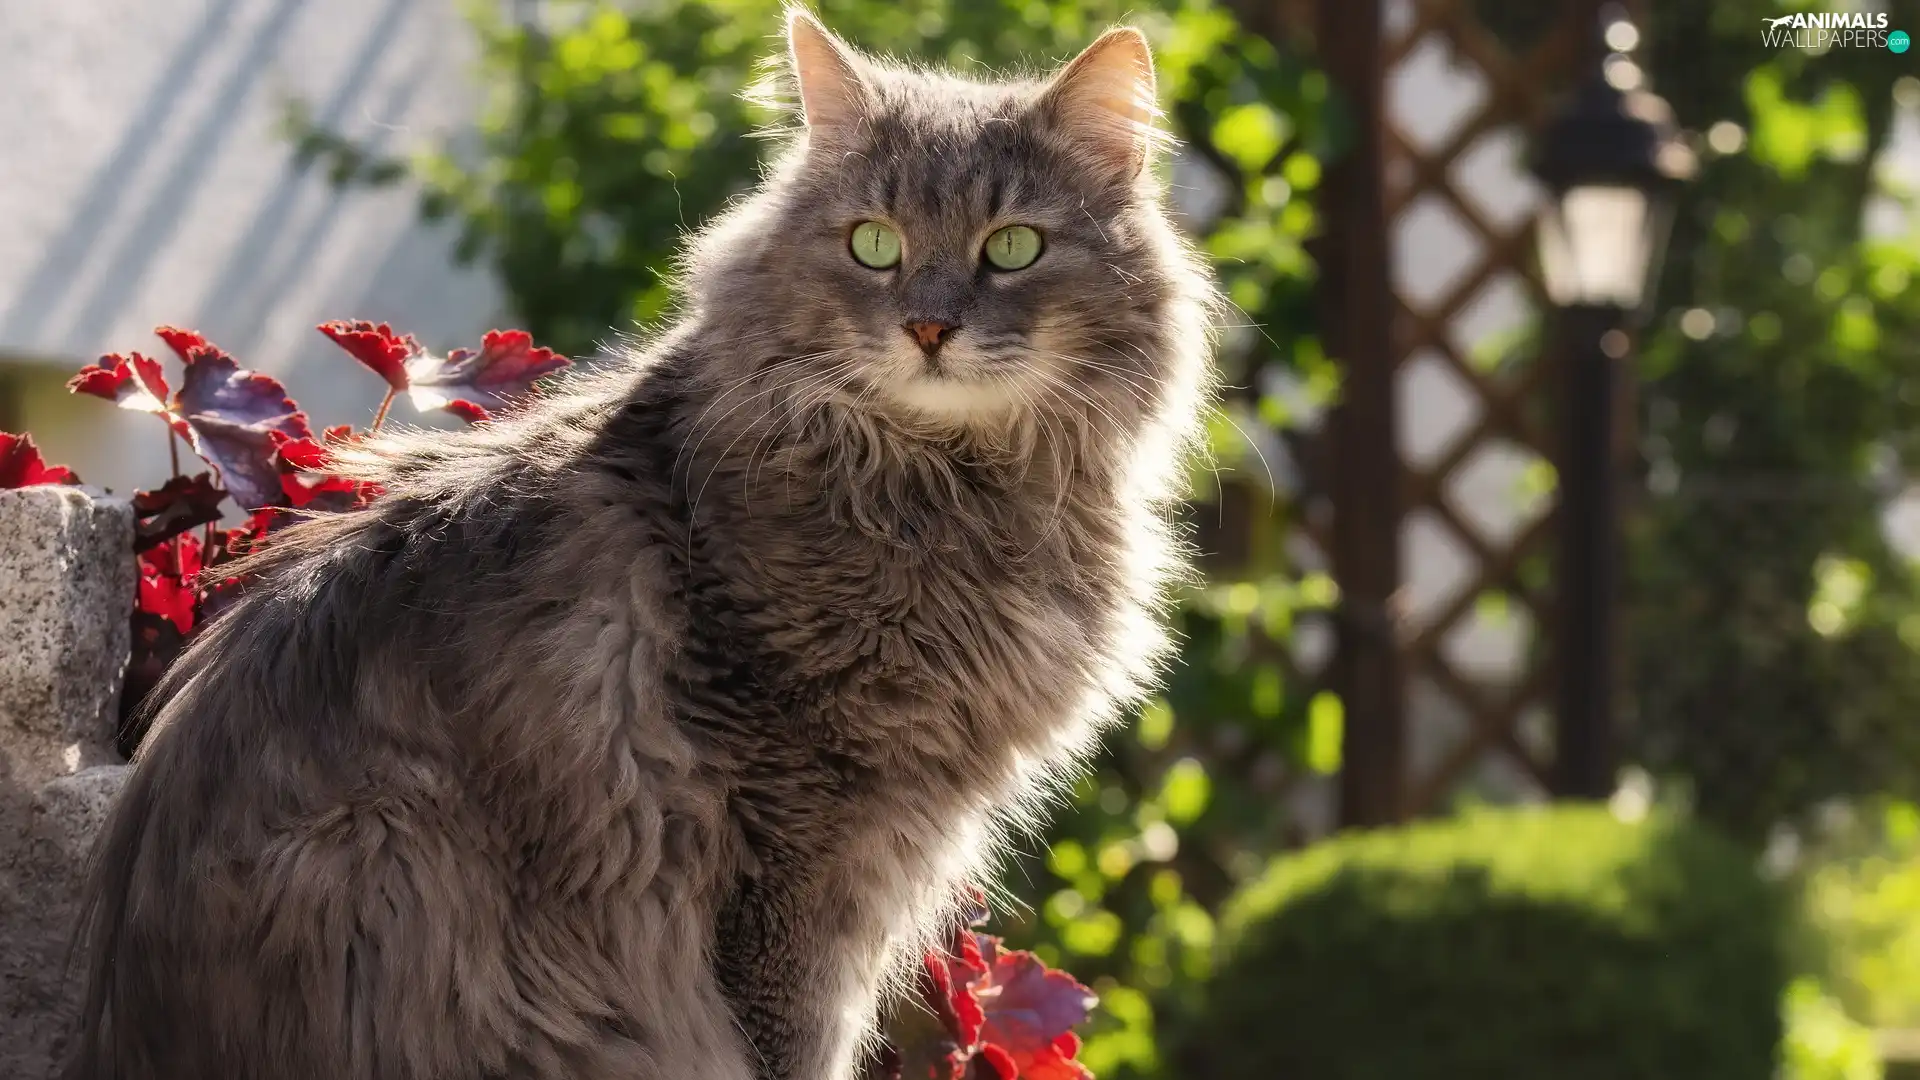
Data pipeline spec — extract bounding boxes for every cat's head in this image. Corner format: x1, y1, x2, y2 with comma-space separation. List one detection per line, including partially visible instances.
683, 10, 1213, 440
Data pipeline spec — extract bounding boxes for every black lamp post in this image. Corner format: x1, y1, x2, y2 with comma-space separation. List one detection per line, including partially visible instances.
1530, 4, 1694, 799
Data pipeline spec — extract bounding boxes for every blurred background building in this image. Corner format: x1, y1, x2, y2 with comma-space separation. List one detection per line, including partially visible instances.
0, 0, 500, 491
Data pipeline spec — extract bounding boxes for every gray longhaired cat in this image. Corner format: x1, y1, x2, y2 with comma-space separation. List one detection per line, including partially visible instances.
67, 10, 1215, 1080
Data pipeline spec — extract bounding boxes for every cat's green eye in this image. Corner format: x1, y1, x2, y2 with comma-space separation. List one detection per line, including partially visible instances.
983, 225, 1043, 271
850, 221, 902, 269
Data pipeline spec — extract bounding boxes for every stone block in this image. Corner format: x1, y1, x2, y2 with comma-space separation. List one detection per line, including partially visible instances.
0, 486, 135, 773
35, 764, 133, 859
0, 486, 134, 1079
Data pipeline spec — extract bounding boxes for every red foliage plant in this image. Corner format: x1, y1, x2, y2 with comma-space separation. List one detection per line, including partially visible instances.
16, 323, 565, 751
882, 899, 1098, 1080
0, 433, 76, 488
0, 323, 1100, 1080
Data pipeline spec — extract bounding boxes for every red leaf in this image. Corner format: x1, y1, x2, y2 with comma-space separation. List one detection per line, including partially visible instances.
137, 533, 203, 636
193, 510, 273, 623
441, 399, 491, 423
130, 473, 227, 552
0, 432, 78, 488
318, 320, 421, 392
186, 419, 290, 511
895, 902, 1098, 1080
974, 943, 1096, 1080
122, 610, 187, 753
215, 508, 284, 561
138, 531, 204, 581
172, 338, 311, 510
271, 433, 332, 472
280, 467, 359, 510
154, 325, 211, 364
406, 329, 570, 421
67, 362, 128, 400
1003, 1035, 1091, 1080
67, 353, 177, 419
925, 928, 991, 1052
137, 577, 195, 635
269, 431, 379, 510
950, 931, 990, 985
175, 343, 304, 431
197, 573, 248, 623
970, 1044, 1018, 1080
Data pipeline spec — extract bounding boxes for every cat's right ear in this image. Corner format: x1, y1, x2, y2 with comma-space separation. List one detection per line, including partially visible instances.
786, 9, 868, 143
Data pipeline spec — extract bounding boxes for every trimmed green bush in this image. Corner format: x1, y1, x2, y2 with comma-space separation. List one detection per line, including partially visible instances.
1168, 804, 1789, 1079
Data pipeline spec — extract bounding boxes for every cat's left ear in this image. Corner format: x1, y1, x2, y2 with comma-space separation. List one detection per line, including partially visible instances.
786, 9, 869, 143
1040, 28, 1161, 179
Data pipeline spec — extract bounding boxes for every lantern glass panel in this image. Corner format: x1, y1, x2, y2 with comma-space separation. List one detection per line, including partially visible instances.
1537, 184, 1653, 308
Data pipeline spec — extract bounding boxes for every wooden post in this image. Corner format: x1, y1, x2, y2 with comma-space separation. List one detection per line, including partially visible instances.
1314, 0, 1407, 828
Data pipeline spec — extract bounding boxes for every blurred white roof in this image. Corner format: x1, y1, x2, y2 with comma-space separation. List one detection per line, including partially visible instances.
0, 0, 503, 491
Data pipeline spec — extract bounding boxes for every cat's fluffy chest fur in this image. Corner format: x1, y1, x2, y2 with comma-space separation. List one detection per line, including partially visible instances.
616, 355, 1158, 870
482, 359, 1171, 1078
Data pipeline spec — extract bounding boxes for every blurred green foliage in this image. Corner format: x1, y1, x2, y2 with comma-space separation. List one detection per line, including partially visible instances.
1803, 800, 1920, 1033
1169, 804, 1790, 1079
1469, 0, 1920, 1044
1619, 0, 1920, 841
1780, 976, 1885, 1080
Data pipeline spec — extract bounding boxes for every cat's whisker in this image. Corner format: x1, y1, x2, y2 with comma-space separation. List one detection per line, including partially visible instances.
1076, 340, 1173, 386
674, 359, 805, 474
1079, 201, 1110, 245
1205, 403, 1278, 495
688, 356, 854, 531
1083, 339, 1268, 493
1105, 337, 1272, 492
1046, 357, 1158, 411
1050, 349, 1167, 395
1031, 364, 1134, 438
999, 374, 1075, 562
675, 350, 847, 477
742, 356, 861, 508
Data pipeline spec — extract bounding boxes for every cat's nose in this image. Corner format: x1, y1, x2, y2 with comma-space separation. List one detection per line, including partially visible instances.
903, 319, 958, 355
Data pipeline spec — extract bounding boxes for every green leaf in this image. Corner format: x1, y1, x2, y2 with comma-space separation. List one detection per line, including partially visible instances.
1136, 697, 1175, 751
1159, 758, 1212, 825
1212, 102, 1290, 173
1306, 691, 1343, 775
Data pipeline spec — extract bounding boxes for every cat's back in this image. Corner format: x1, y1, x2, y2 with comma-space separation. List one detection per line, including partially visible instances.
67, 366, 744, 1080
155, 393, 619, 769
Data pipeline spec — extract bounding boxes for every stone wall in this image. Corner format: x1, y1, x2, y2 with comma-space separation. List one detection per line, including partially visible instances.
0, 486, 135, 1078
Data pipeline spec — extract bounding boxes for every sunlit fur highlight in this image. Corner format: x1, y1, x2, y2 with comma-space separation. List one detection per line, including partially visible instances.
66, 12, 1218, 1080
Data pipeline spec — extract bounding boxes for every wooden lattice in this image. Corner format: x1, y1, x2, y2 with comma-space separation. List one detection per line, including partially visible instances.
1309, 0, 1622, 821
1389, 0, 1577, 813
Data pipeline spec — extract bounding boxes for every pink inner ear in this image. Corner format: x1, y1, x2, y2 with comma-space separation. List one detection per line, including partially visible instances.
788, 12, 866, 134
1047, 30, 1160, 174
